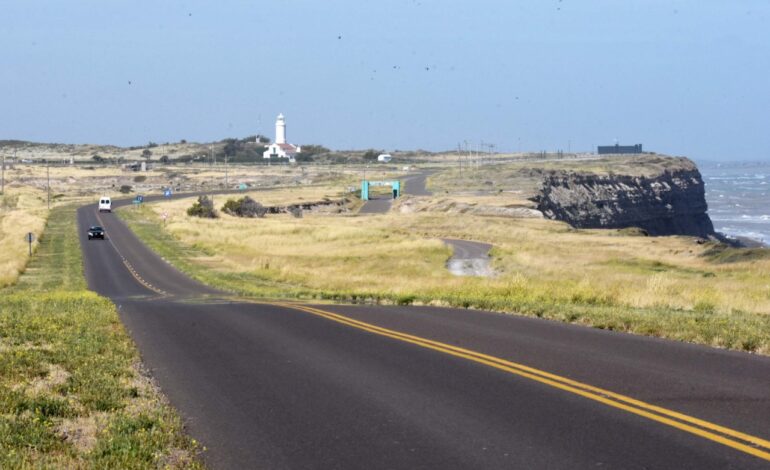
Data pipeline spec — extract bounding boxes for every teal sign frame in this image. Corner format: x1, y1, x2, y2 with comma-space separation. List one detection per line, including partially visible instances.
361, 180, 401, 201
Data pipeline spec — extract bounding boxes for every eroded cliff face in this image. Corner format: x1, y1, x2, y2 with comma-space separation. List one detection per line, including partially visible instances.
533, 159, 715, 238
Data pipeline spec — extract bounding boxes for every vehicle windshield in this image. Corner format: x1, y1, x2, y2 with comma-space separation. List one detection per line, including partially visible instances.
89, 226, 103, 231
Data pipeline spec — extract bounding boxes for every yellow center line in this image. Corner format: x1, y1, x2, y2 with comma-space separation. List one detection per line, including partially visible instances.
94, 211, 168, 297
274, 302, 770, 462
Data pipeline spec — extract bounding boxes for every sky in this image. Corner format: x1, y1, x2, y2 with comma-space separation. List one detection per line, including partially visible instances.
1, 0, 769, 161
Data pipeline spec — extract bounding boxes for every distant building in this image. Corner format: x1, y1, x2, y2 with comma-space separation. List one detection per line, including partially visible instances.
263, 113, 301, 162
597, 143, 643, 155
124, 161, 151, 171
377, 154, 392, 163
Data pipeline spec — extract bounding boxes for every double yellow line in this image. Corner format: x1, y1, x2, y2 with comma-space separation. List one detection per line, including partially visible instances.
276, 302, 770, 462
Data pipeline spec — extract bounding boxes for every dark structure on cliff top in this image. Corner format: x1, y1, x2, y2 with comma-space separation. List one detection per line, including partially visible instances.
598, 143, 643, 155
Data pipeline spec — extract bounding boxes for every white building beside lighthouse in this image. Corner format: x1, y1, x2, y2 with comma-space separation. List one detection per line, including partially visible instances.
263, 113, 301, 162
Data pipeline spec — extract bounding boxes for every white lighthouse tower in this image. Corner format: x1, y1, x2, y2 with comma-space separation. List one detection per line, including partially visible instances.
275, 113, 286, 144
263, 113, 301, 161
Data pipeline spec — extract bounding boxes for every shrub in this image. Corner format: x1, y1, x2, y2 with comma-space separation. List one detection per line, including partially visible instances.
133, 175, 146, 183
362, 149, 382, 161
222, 196, 267, 218
119, 185, 132, 194
294, 152, 314, 162
187, 196, 217, 218
295, 144, 329, 162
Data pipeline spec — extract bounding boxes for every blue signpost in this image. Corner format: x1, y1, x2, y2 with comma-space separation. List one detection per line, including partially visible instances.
164, 188, 172, 198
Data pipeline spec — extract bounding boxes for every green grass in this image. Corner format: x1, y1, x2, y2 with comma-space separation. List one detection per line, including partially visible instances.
701, 243, 770, 264
602, 258, 716, 277
0, 205, 202, 469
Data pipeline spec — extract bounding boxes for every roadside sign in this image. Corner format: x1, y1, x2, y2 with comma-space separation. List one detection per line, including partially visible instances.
135, 195, 144, 203
164, 188, 172, 197
239, 183, 247, 190
25, 232, 34, 255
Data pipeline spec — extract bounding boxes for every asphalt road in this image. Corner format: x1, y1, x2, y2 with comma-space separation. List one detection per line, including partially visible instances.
76, 194, 770, 469
359, 171, 432, 214
442, 238, 492, 260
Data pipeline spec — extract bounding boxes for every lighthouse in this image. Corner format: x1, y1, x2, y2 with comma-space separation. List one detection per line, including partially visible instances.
263, 113, 301, 161
275, 113, 286, 144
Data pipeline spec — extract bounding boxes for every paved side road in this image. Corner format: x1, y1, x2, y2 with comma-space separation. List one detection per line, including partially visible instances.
360, 171, 432, 214
76, 194, 770, 469
443, 238, 493, 276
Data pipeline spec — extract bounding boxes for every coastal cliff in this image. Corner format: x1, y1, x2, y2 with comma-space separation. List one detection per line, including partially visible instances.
533, 158, 715, 238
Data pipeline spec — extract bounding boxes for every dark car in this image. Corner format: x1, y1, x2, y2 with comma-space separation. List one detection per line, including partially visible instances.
87, 226, 105, 240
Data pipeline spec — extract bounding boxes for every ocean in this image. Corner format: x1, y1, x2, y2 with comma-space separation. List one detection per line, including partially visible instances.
699, 160, 770, 246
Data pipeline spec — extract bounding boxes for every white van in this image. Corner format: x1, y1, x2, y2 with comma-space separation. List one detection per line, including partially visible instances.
98, 197, 112, 212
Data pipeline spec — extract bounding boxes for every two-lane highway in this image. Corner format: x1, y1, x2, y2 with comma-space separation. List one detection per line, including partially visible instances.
77, 195, 770, 469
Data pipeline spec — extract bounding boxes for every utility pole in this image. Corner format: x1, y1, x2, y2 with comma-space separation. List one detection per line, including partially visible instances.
457, 143, 461, 170
225, 152, 229, 189
46, 161, 50, 209
463, 140, 469, 172
479, 140, 484, 168
1, 152, 5, 195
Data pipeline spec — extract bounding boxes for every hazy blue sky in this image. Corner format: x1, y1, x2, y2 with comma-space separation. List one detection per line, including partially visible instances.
2, 1, 768, 160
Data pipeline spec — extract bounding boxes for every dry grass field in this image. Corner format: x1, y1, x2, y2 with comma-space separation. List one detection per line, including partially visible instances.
120, 185, 770, 354
427, 154, 694, 196
0, 187, 49, 287
0, 160, 402, 288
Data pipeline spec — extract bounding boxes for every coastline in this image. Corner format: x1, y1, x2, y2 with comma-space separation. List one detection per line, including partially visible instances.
700, 160, 770, 248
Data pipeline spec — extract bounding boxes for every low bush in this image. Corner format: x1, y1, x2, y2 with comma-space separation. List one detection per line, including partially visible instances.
222, 196, 268, 218
187, 195, 217, 218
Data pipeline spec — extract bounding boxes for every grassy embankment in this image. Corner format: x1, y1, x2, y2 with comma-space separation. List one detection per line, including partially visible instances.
0, 188, 48, 287
1, 204, 201, 468
119, 186, 770, 354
